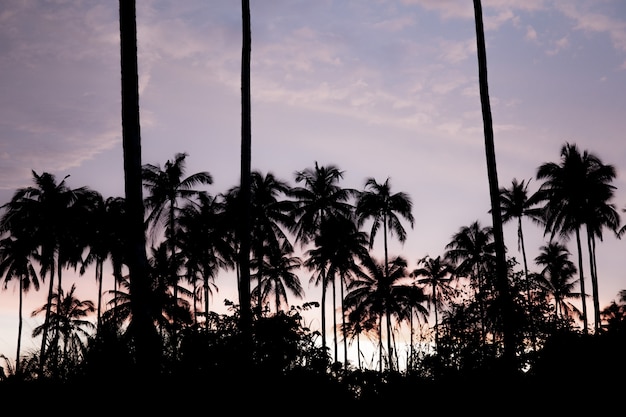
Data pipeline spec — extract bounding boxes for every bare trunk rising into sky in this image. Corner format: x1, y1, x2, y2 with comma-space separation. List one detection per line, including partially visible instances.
239, 0, 253, 342
119, 0, 160, 376
473, 0, 516, 372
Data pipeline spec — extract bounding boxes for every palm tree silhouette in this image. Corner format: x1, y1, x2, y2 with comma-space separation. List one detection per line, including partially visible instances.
292, 162, 356, 357
534, 242, 581, 324
118, 0, 159, 375
304, 214, 369, 366
356, 177, 414, 278
32, 284, 95, 378
445, 220, 495, 345
498, 178, 543, 301
177, 193, 235, 327
142, 152, 213, 355
536, 142, 619, 333
0, 235, 40, 375
411, 255, 456, 352
239, 0, 253, 345
253, 249, 303, 314
345, 254, 411, 372
0, 171, 90, 377
473, 0, 516, 371
247, 171, 296, 317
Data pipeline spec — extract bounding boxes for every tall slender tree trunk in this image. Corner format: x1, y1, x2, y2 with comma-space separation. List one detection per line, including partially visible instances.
331, 276, 338, 363
119, 0, 160, 377
320, 273, 327, 356
96, 259, 103, 331
340, 276, 348, 370
38, 265, 54, 377
574, 228, 588, 334
473, 0, 516, 373
16, 277, 23, 375
239, 0, 253, 367
586, 227, 600, 333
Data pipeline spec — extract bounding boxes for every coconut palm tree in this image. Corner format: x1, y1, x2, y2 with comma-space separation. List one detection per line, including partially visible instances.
536, 142, 619, 333
444, 221, 495, 345
79, 191, 122, 332
473, 0, 516, 371
247, 171, 296, 316
304, 214, 369, 366
498, 178, 543, 302
533, 242, 581, 324
0, 170, 91, 376
142, 152, 212, 355
0, 235, 40, 375
291, 162, 357, 245
355, 177, 414, 278
403, 281, 429, 372
411, 255, 456, 351
253, 249, 303, 314
445, 221, 495, 296
118, 0, 159, 375
103, 245, 192, 343
177, 192, 235, 326
345, 254, 412, 372
291, 162, 356, 356
32, 284, 95, 379
239, 0, 253, 340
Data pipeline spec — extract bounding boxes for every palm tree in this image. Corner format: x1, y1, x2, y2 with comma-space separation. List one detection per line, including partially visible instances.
142, 152, 212, 354
0, 171, 90, 376
253, 249, 303, 314
32, 284, 95, 378
177, 193, 235, 326
473, 0, 516, 371
79, 191, 122, 332
103, 246, 192, 343
291, 162, 357, 245
118, 0, 160, 375
291, 162, 356, 356
0, 235, 40, 375
444, 221, 495, 346
304, 214, 369, 366
247, 171, 296, 316
411, 255, 456, 351
445, 221, 495, 296
345, 254, 412, 372
536, 142, 619, 333
498, 178, 543, 301
534, 242, 581, 324
356, 177, 414, 277
239, 0, 253, 342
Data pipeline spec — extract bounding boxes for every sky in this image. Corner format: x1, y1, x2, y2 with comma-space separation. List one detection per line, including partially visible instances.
1, 0, 625, 367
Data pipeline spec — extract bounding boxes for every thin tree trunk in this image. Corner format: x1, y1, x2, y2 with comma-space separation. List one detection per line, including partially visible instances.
340, 276, 348, 370
586, 228, 600, 333
473, 0, 516, 373
119, 0, 160, 377
321, 273, 327, 356
96, 259, 103, 331
39, 266, 55, 377
16, 277, 23, 375
331, 275, 338, 363
574, 228, 588, 334
239, 0, 253, 342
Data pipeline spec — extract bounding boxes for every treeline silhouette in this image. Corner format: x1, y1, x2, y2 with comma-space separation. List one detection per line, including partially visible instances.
0, 145, 625, 410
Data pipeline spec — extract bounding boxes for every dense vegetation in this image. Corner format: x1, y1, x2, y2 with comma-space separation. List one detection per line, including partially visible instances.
1, 1, 624, 410
0, 145, 625, 409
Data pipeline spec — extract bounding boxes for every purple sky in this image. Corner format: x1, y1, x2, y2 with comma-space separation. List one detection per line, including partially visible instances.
1, 0, 625, 363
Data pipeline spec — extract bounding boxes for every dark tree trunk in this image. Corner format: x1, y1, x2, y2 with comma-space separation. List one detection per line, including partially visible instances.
239, 0, 253, 361
473, 0, 517, 373
119, 0, 160, 377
